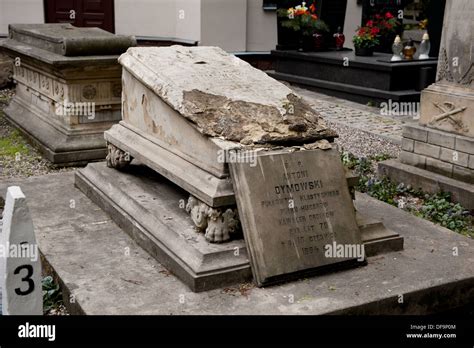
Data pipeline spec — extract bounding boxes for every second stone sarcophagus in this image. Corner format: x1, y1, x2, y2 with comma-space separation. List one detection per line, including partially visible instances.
1, 24, 136, 165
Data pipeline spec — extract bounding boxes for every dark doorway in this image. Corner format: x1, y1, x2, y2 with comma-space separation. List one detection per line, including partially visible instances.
318, 0, 348, 34
44, 0, 115, 33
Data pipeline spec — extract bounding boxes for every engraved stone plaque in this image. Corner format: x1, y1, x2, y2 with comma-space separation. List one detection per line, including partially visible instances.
230, 148, 363, 286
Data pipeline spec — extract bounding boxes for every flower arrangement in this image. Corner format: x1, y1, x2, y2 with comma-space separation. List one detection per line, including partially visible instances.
277, 1, 329, 36
353, 26, 380, 49
353, 11, 400, 54
366, 12, 400, 37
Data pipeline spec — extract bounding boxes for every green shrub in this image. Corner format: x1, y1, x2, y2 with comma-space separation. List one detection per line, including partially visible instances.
341, 150, 473, 237
42, 276, 63, 313
415, 193, 472, 235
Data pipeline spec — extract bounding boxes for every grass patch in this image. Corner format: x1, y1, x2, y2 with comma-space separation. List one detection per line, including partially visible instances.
341, 150, 474, 238
0, 129, 31, 157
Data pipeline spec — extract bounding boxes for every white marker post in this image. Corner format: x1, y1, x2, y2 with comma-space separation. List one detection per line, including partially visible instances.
0, 186, 42, 315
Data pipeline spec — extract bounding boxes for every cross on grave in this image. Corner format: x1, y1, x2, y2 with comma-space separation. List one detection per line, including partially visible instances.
430, 102, 468, 132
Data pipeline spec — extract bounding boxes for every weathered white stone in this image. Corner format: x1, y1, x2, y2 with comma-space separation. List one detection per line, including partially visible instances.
0, 186, 42, 315
118, 46, 335, 145
106, 46, 336, 207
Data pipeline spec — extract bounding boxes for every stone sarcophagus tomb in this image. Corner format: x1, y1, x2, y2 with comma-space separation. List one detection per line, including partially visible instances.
0, 24, 136, 165
76, 46, 402, 291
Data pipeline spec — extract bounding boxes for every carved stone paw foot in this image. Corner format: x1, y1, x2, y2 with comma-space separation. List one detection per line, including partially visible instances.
185, 196, 209, 230
106, 143, 132, 169
205, 208, 239, 243
185, 196, 240, 243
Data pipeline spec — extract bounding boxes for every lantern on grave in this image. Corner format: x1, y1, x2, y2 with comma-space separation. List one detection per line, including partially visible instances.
402, 39, 417, 60
391, 35, 403, 61
333, 26, 345, 51
418, 32, 431, 59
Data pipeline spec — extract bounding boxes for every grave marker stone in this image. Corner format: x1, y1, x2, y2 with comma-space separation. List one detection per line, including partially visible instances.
230, 148, 363, 286
0, 186, 42, 315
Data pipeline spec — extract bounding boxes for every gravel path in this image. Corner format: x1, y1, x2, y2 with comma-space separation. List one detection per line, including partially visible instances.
292, 85, 416, 146
284, 85, 404, 159
329, 121, 401, 159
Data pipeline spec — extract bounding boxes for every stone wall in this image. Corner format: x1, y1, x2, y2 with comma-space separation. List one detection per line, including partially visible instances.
400, 124, 474, 184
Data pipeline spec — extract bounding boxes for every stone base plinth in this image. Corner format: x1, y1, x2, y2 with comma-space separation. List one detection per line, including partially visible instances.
399, 124, 474, 185
380, 124, 474, 210
357, 214, 404, 256
75, 162, 404, 292
4, 98, 110, 166
378, 160, 474, 210
75, 162, 251, 292
420, 83, 474, 138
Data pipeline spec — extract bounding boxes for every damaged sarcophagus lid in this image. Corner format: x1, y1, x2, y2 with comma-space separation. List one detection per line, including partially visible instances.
105, 45, 337, 206
0, 24, 136, 165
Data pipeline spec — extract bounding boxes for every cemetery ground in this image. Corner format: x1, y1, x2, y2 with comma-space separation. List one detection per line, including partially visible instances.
0, 84, 473, 314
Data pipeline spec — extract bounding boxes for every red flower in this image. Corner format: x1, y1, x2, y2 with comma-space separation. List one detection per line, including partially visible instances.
371, 27, 380, 36
311, 14, 318, 20
375, 14, 381, 19
366, 20, 374, 27
385, 12, 394, 19
309, 3, 316, 13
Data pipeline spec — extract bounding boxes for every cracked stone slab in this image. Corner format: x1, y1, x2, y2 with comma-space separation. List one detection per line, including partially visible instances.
119, 46, 336, 145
